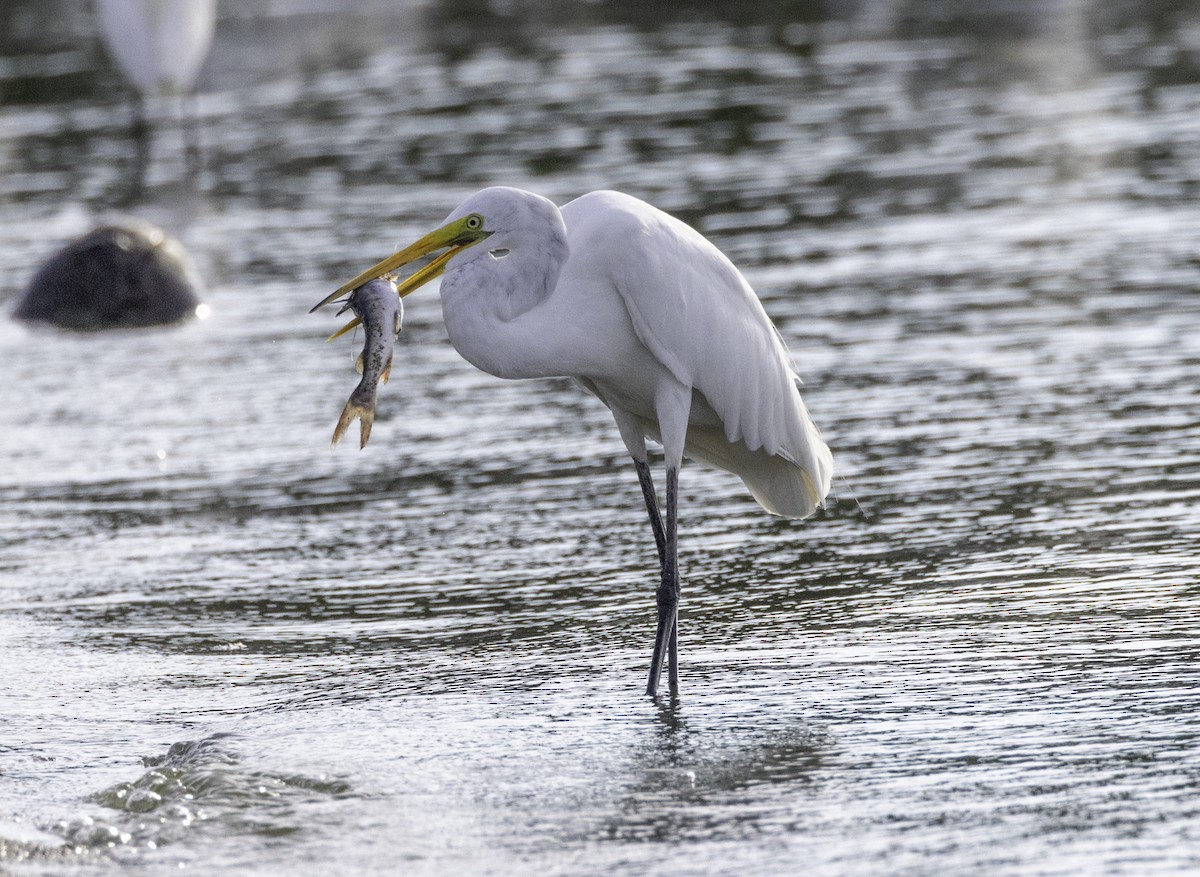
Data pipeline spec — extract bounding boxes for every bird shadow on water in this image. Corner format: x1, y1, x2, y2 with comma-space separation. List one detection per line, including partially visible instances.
599, 697, 828, 843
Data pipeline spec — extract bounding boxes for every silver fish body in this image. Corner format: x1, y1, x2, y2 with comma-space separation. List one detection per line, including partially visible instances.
331, 278, 403, 448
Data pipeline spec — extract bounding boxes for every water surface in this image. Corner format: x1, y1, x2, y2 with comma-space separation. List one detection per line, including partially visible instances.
1, 1, 1199, 875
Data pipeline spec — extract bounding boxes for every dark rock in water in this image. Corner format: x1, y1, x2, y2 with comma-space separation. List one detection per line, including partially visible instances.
13, 221, 204, 330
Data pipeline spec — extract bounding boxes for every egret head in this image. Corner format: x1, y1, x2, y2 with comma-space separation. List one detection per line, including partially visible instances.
311, 187, 566, 333
439, 187, 567, 266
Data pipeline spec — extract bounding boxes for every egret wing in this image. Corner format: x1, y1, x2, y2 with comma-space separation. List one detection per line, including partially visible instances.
563, 191, 832, 512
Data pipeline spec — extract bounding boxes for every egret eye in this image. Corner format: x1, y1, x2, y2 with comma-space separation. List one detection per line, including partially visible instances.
465, 214, 483, 230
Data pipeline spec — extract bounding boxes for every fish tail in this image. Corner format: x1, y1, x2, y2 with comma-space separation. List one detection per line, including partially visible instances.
331, 392, 377, 449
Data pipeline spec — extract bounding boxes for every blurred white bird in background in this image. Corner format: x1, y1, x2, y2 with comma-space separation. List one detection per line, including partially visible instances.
313, 187, 833, 698
95, 0, 217, 174
96, 0, 216, 97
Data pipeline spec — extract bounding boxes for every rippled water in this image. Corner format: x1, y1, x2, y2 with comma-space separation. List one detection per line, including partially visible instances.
2, 1, 1200, 874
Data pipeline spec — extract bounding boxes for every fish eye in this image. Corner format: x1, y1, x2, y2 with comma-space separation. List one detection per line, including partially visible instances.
465, 214, 483, 230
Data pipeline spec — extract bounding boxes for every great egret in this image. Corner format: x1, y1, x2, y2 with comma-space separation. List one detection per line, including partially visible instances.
312, 188, 833, 697
96, 0, 216, 99
95, 0, 217, 175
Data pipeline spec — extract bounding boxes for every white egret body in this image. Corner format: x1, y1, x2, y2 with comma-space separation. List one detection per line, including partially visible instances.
96, 0, 216, 97
314, 188, 832, 697
95, 0, 216, 177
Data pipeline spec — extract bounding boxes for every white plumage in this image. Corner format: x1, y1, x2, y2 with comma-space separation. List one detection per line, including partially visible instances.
315, 186, 832, 697
437, 188, 832, 517
96, 0, 216, 97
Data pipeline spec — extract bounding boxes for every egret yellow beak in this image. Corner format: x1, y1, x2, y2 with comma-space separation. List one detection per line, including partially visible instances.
310, 215, 491, 340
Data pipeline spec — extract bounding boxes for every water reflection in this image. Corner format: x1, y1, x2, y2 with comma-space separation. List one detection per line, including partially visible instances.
606, 720, 827, 843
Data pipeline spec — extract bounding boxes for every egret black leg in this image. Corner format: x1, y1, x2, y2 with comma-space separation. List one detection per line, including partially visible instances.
634, 459, 667, 566
636, 457, 670, 696
646, 465, 680, 697
129, 96, 150, 204
181, 93, 204, 179
664, 466, 679, 695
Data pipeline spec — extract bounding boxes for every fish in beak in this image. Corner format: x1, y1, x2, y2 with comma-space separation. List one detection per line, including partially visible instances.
329, 278, 403, 449
311, 212, 491, 338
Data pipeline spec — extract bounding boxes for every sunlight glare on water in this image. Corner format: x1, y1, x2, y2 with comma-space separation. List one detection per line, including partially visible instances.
1, 1, 1199, 875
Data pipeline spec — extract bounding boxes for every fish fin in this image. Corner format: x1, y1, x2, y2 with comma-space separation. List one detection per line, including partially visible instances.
381, 352, 394, 385
355, 352, 364, 375
331, 397, 376, 449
